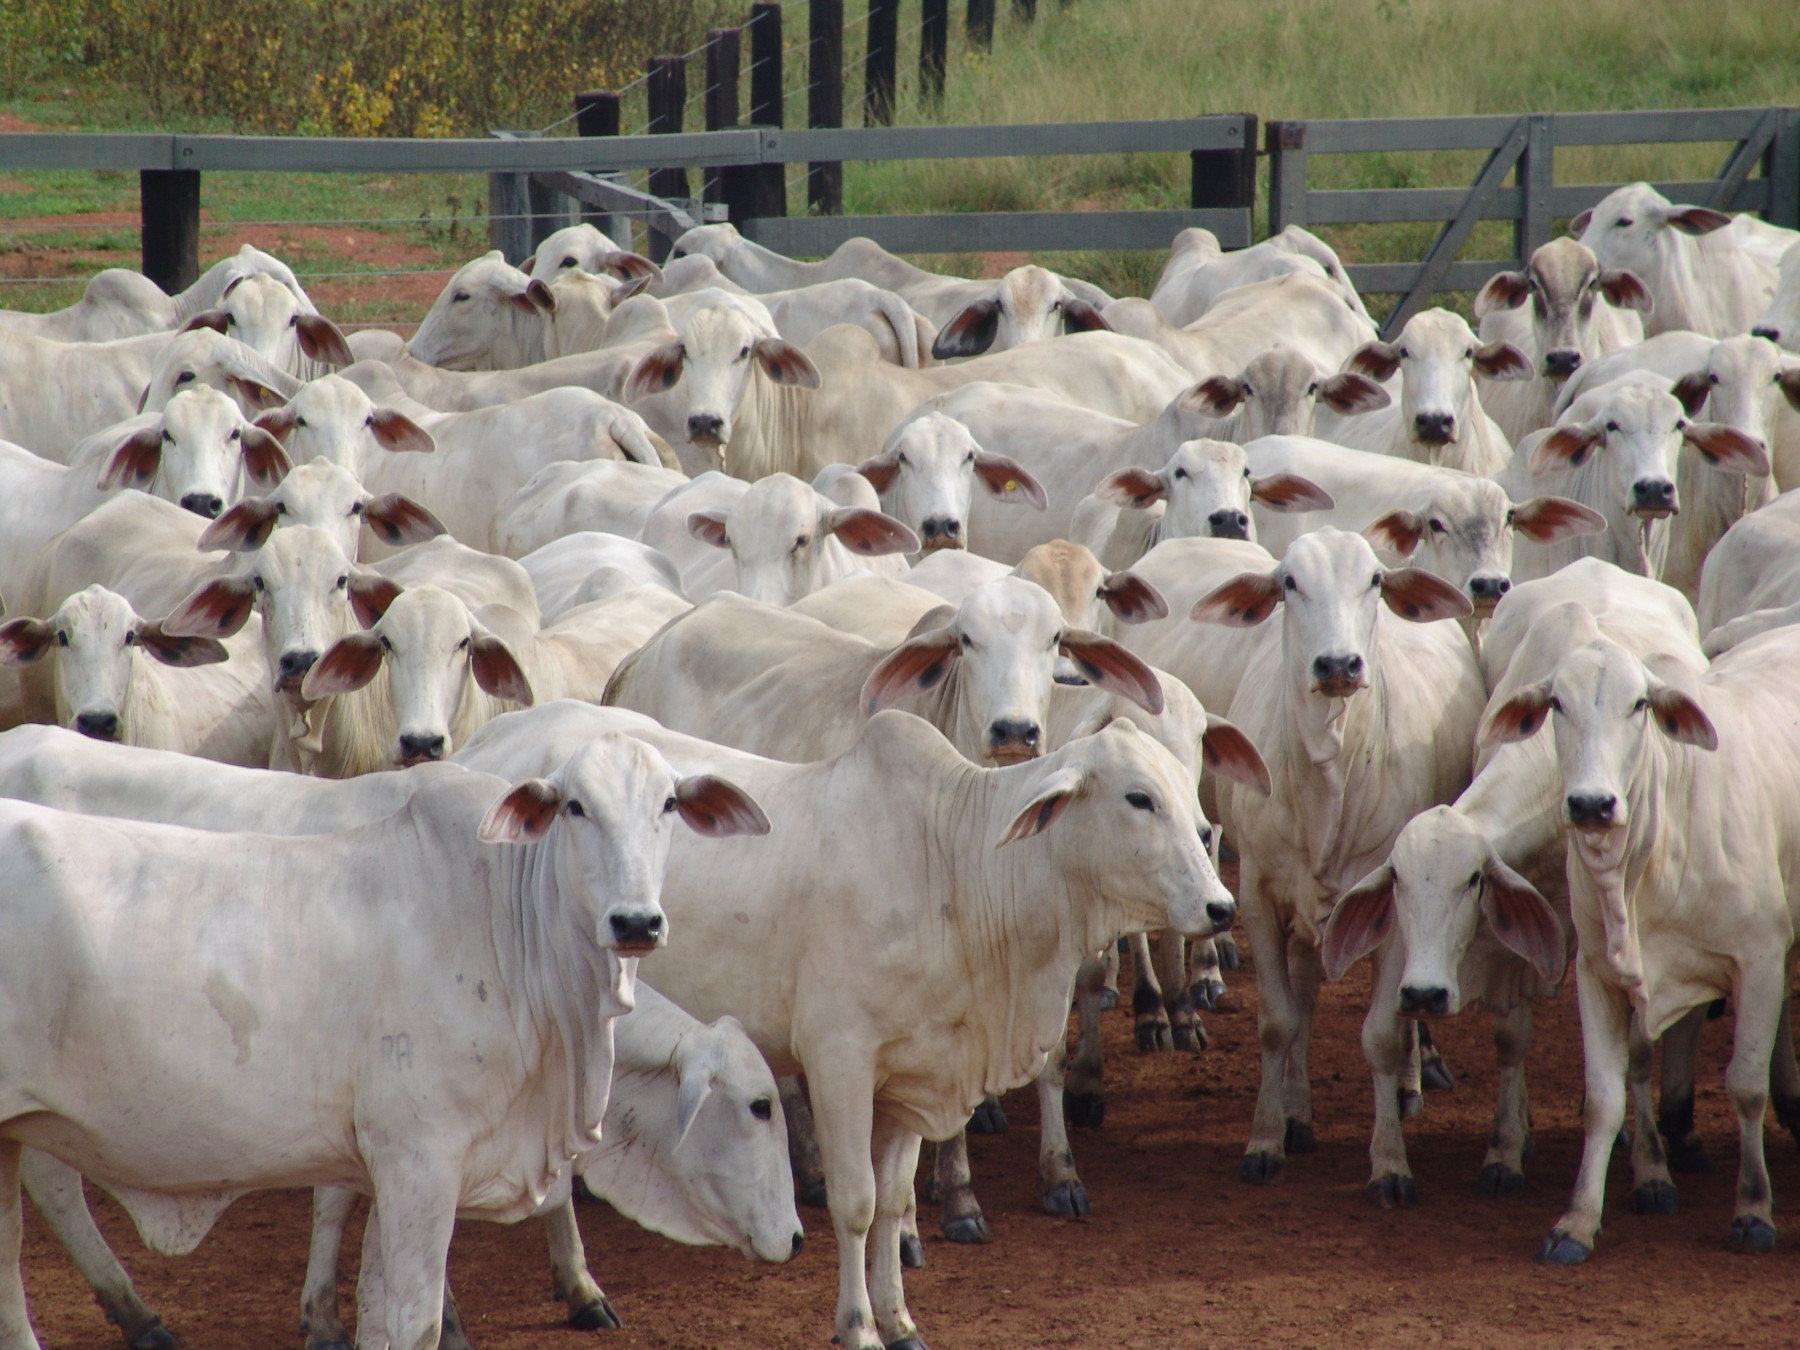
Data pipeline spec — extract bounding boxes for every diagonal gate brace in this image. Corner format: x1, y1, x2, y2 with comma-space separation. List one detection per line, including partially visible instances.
1711, 108, 1780, 211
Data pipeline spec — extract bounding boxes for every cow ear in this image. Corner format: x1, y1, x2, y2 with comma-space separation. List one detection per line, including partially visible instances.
1317, 371, 1391, 415
1380, 567, 1473, 622
253, 405, 299, 444
1478, 681, 1552, 749
862, 629, 961, 713
1096, 467, 1166, 510
675, 774, 771, 838
931, 298, 1002, 360
602, 250, 663, 285
1670, 371, 1712, 417
302, 632, 384, 699
525, 279, 558, 315
470, 636, 534, 705
1186, 374, 1243, 416
227, 374, 287, 412
181, 308, 229, 336
1683, 422, 1770, 476
854, 451, 901, 494
826, 507, 920, 557
1191, 570, 1282, 626
1778, 368, 1800, 413
479, 778, 563, 843
1507, 495, 1606, 543
1528, 423, 1604, 475
1250, 472, 1333, 513
1646, 683, 1717, 750
1474, 340, 1533, 381
1201, 715, 1272, 796
997, 768, 1085, 847
361, 494, 446, 546
753, 338, 822, 389
1060, 297, 1111, 334
348, 574, 403, 628
99, 425, 164, 490
134, 620, 228, 668
505, 286, 543, 316
610, 274, 654, 307
624, 342, 686, 401
1568, 208, 1595, 236
1099, 569, 1167, 623
1662, 205, 1733, 236
1058, 630, 1164, 714
1597, 269, 1653, 314
686, 510, 731, 549
1321, 864, 1396, 981
1481, 857, 1565, 982
1363, 509, 1426, 559
1475, 270, 1530, 315
294, 314, 354, 367
369, 407, 437, 454
240, 426, 292, 488
673, 1063, 714, 1151
163, 576, 258, 639
198, 498, 280, 552
0, 618, 55, 667
972, 452, 1048, 509
1346, 340, 1402, 383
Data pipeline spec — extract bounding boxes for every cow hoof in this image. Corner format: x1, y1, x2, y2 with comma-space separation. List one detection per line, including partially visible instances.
1097, 988, 1119, 1011
1283, 1119, 1314, 1154
940, 1212, 991, 1244
1536, 1232, 1592, 1265
1136, 1022, 1173, 1052
1171, 1022, 1205, 1053
1367, 1173, 1418, 1208
899, 1234, 926, 1269
1668, 1138, 1714, 1174
1042, 1181, 1090, 1217
1728, 1216, 1777, 1253
968, 1098, 1009, 1135
570, 1295, 623, 1331
1420, 1055, 1455, 1093
886, 1337, 930, 1350
1215, 933, 1241, 969
1188, 978, 1226, 1011
130, 1329, 179, 1350
799, 1181, 829, 1209
1240, 1151, 1283, 1184
1631, 1180, 1679, 1215
1479, 1163, 1524, 1198
1063, 1089, 1105, 1129
1398, 1089, 1424, 1120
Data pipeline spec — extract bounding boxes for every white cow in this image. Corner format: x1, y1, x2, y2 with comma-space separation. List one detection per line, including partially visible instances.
181, 272, 354, 376
248, 373, 438, 477
1150, 225, 1373, 327
518, 533, 684, 621
491, 459, 692, 559
134, 327, 303, 421
925, 263, 1112, 359
1697, 490, 1800, 652
1750, 239, 1800, 350
407, 251, 559, 369
1173, 345, 1391, 443
852, 412, 1049, 555
526, 223, 662, 286
0, 328, 196, 457
641, 277, 933, 370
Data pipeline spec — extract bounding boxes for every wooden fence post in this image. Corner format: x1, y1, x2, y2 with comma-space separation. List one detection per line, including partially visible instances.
1191, 114, 1257, 220
808, 0, 844, 215
141, 168, 199, 294
920, 0, 948, 105
865, 0, 898, 128
572, 90, 632, 249
967, 0, 994, 49
744, 2, 788, 220
1013, 0, 1036, 18
1764, 108, 1800, 231
1265, 120, 1308, 236
1514, 113, 1553, 266
705, 28, 742, 213
647, 54, 690, 260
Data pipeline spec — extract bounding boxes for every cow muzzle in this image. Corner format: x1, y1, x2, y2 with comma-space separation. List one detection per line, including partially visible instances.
987, 719, 1042, 764
397, 732, 447, 766
276, 649, 319, 692
1468, 574, 1511, 610
686, 413, 726, 448
1414, 412, 1456, 446
608, 911, 666, 953
1399, 984, 1451, 1015
1565, 790, 1619, 830
1310, 653, 1366, 697
1541, 349, 1582, 381
1629, 478, 1677, 519
179, 492, 225, 519
918, 517, 963, 551
1207, 509, 1251, 540
73, 709, 121, 742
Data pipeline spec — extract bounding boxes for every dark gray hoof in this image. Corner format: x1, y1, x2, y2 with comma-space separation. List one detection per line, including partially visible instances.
1537, 1232, 1592, 1265
1399, 1089, 1424, 1120
940, 1211, 991, 1244
1240, 1151, 1283, 1184
128, 1327, 178, 1350
1420, 1055, 1455, 1093
1728, 1216, 1777, 1253
1041, 1181, 1089, 1217
1170, 1021, 1206, 1053
1479, 1163, 1524, 1198
1367, 1173, 1418, 1208
887, 1337, 930, 1350
1135, 1021, 1173, 1052
570, 1295, 623, 1331
1631, 1179, 1678, 1215
799, 1180, 829, 1208
1668, 1137, 1714, 1174
1188, 978, 1226, 1011
1097, 988, 1119, 1011
1283, 1119, 1314, 1154
968, 1098, 1009, 1135
1064, 1089, 1105, 1129
304, 1341, 350, 1350
1215, 934, 1241, 970
899, 1233, 926, 1269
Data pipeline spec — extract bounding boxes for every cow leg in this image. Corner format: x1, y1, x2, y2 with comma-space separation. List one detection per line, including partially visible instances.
1099, 939, 1121, 1011
807, 1061, 883, 1350
1656, 1005, 1712, 1173
301, 1186, 359, 1350
353, 1202, 388, 1350
1241, 869, 1299, 1182
1036, 1044, 1087, 1217
1625, 1023, 1678, 1214
1771, 997, 1800, 1148
366, 1170, 458, 1350
1480, 1001, 1534, 1197
542, 1199, 619, 1330
1539, 959, 1630, 1263
1188, 937, 1227, 1011
0, 1141, 42, 1350
1064, 957, 1107, 1128
18, 1151, 169, 1350
898, 1176, 923, 1270
1418, 1021, 1454, 1091
1362, 939, 1416, 1207
1723, 963, 1785, 1254
1281, 933, 1322, 1150
1129, 932, 1170, 1051
930, 1131, 988, 1243
1399, 1020, 1424, 1120
1156, 932, 1205, 1051
867, 1114, 925, 1350
778, 1076, 828, 1208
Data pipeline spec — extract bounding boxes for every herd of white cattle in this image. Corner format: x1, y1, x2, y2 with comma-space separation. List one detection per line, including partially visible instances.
0, 176, 1798, 1349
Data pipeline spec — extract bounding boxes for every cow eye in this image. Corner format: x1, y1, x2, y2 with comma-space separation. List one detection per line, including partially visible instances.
1709, 373, 1720, 385
1615, 217, 1633, 228
1464, 348, 1475, 359
1371, 573, 1382, 587
1548, 696, 1564, 714
229, 428, 241, 441
1307, 382, 1319, 395
364, 415, 376, 428
1605, 421, 1619, 432
224, 314, 236, 326
1631, 697, 1648, 713
335, 574, 348, 590
123, 630, 137, 646
378, 635, 393, 653
1429, 519, 1445, 533
1398, 347, 1412, 360
1468, 871, 1481, 889
750, 1097, 774, 1121
56, 630, 68, 646
959, 633, 973, 649
349, 501, 363, 515
794, 535, 810, 551
161, 429, 173, 442
1675, 419, 1689, 430
1283, 576, 1297, 592
567, 800, 586, 817
560, 256, 577, 268
287, 315, 298, 328
662, 795, 679, 814
1126, 791, 1155, 812
175, 371, 195, 385
1198, 824, 1214, 851
252, 575, 265, 591
457, 637, 471, 651
452, 292, 470, 303
1241, 384, 1253, 397
1173, 467, 1187, 480
738, 345, 751, 360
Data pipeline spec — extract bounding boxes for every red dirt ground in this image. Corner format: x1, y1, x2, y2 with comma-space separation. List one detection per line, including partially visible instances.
18, 916, 1800, 1350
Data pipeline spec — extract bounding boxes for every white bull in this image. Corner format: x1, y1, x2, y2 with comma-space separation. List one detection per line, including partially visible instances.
1149, 225, 1373, 327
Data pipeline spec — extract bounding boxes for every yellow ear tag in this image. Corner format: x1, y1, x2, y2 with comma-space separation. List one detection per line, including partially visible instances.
1005, 479, 1018, 492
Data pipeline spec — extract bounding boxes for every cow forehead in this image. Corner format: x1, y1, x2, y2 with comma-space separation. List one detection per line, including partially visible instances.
1552, 640, 1649, 717
1530, 238, 1600, 295
1013, 541, 1106, 623
449, 253, 526, 297
227, 273, 301, 322
259, 525, 351, 585
1241, 347, 1316, 391
1285, 528, 1380, 589
162, 385, 240, 435
1391, 806, 1486, 885
729, 474, 823, 540
892, 412, 975, 465
1601, 384, 1684, 437
1172, 438, 1247, 476
1400, 309, 1477, 356
291, 374, 375, 424
1080, 720, 1193, 801
1432, 477, 1509, 529
999, 265, 1061, 311
682, 297, 774, 354
379, 587, 473, 647
1709, 334, 1784, 382
555, 734, 676, 807
277, 461, 363, 517
958, 576, 1061, 642
59, 585, 137, 635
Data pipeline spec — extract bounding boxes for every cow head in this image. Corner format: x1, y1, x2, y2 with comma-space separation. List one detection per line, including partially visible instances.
99, 385, 289, 518
931, 264, 1111, 360
1183, 347, 1389, 439
857, 413, 1046, 553
1098, 438, 1333, 546
1347, 309, 1530, 458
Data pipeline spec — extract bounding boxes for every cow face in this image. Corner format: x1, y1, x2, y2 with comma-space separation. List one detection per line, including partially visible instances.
186, 272, 352, 371
1011, 540, 1167, 683
253, 374, 435, 479
1573, 182, 1734, 291
1750, 240, 1800, 350
100, 385, 289, 519
1183, 347, 1389, 440
138, 327, 297, 419
1348, 309, 1530, 458
1669, 335, 1800, 472
527, 222, 662, 286
202, 459, 444, 563
931, 265, 1110, 360
858, 413, 1046, 554
407, 251, 553, 371
1476, 238, 1652, 383
1100, 438, 1333, 547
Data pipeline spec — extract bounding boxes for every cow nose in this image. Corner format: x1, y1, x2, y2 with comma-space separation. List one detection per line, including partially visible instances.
398, 733, 446, 763
1207, 509, 1251, 539
1631, 478, 1677, 515
919, 517, 962, 548
1752, 326, 1782, 343
73, 710, 120, 741
1468, 574, 1511, 604
1414, 412, 1456, 445
791, 1232, 805, 1257
1542, 349, 1582, 379
179, 493, 225, 519
989, 719, 1041, 756
1566, 791, 1618, 827
1311, 653, 1365, 692
609, 912, 665, 949
686, 413, 725, 444
1205, 899, 1236, 931
278, 649, 319, 682
1399, 985, 1450, 1015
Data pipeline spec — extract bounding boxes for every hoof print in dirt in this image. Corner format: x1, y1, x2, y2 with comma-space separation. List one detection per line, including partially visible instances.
1728, 1217, 1777, 1253
1667, 1137, 1714, 1174
1240, 1151, 1283, 1185
1536, 1232, 1592, 1265
1367, 1173, 1418, 1208
1283, 1119, 1314, 1154
967, 1098, 1009, 1135
941, 1212, 992, 1244
1398, 1089, 1424, 1120
1042, 1181, 1090, 1217
1478, 1163, 1524, 1198
799, 1181, 829, 1209
1631, 1179, 1679, 1215
570, 1295, 623, 1331
1063, 1089, 1105, 1129
899, 1233, 926, 1269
